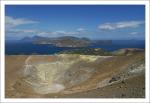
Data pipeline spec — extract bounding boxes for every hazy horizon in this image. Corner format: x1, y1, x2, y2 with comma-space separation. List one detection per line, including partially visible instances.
5, 35, 145, 41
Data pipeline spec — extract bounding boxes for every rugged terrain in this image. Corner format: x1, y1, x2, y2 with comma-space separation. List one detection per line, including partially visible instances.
5, 48, 145, 98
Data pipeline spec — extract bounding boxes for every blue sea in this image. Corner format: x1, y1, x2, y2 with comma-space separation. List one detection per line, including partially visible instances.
5, 40, 145, 55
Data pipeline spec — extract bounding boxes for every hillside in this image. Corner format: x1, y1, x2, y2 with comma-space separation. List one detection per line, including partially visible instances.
5, 49, 145, 98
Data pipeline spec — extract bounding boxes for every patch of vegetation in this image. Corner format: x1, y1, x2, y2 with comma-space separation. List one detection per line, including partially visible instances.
58, 48, 144, 56
58, 48, 113, 56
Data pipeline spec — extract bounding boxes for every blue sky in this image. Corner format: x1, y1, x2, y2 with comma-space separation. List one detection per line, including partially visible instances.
5, 5, 145, 40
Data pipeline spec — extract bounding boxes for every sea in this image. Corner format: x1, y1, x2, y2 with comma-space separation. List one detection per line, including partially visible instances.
5, 40, 145, 55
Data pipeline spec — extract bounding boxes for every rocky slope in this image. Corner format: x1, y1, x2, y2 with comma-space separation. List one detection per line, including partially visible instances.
5, 49, 145, 98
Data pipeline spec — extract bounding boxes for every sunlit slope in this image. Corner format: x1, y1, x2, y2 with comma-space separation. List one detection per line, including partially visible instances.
5, 49, 145, 98
22, 54, 111, 94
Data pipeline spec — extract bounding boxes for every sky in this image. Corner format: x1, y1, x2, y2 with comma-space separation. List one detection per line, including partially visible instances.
5, 5, 145, 40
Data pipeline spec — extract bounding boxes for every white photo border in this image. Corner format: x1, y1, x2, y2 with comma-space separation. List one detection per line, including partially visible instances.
0, 0, 149, 103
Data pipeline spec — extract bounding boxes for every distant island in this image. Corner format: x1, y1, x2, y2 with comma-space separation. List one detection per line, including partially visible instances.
21, 36, 112, 47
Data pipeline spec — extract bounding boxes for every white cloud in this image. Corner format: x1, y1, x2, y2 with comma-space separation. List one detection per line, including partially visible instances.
6, 29, 37, 34
37, 32, 49, 36
52, 28, 86, 36
129, 32, 139, 35
77, 28, 85, 32
5, 16, 86, 37
129, 32, 144, 36
98, 23, 115, 30
5, 16, 87, 38
51, 30, 78, 36
51, 31, 67, 35
98, 21, 144, 30
5, 16, 38, 29
6, 29, 79, 37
